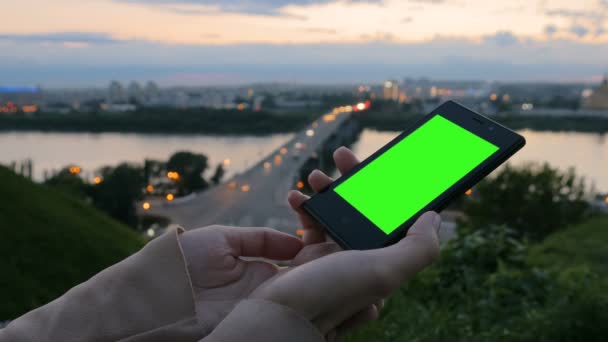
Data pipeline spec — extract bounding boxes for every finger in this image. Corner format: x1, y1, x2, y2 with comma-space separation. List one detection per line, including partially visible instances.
334, 305, 379, 340
333, 146, 360, 175
223, 227, 303, 260
308, 169, 333, 193
291, 242, 342, 266
287, 190, 326, 245
316, 302, 378, 335
372, 211, 441, 284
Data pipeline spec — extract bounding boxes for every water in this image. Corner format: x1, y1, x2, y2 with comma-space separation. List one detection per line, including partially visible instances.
350, 129, 608, 192
0, 130, 606, 192
0, 132, 293, 181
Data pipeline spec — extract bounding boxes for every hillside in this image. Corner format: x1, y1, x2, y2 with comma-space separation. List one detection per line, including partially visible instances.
0, 166, 144, 320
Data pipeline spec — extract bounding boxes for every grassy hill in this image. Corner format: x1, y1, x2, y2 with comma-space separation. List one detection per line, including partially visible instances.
528, 215, 608, 275
0, 166, 144, 320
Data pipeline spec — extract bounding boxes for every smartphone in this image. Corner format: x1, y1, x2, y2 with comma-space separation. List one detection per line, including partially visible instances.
303, 100, 525, 250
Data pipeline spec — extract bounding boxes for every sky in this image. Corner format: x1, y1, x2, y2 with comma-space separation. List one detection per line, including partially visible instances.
0, 0, 607, 87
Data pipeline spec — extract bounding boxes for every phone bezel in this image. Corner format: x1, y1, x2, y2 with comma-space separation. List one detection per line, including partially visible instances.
302, 100, 526, 250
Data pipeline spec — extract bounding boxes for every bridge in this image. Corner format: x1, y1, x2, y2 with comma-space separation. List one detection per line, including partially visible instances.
139, 107, 360, 235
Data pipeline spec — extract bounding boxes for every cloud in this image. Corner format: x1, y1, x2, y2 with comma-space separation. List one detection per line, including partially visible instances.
545, 8, 605, 21
570, 25, 590, 38
0, 32, 121, 45
544, 24, 558, 36
484, 31, 518, 46
118, 0, 384, 15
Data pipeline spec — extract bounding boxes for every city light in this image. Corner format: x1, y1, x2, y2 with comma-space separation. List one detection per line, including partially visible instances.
146, 228, 155, 237
167, 171, 180, 180
21, 105, 38, 113
223, 159, 231, 167
306, 129, 315, 137
522, 103, 534, 110
142, 202, 151, 210
323, 114, 336, 122
465, 189, 473, 196
93, 176, 102, 185
241, 184, 251, 192
166, 193, 175, 201
605, 196, 608, 204
490, 93, 498, 101
356, 102, 366, 111
228, 181, 237, 189
263, 162, 272, 170
274, 155, 283, 165
280, 147, 288, 155
68, 166, 81, 174
296, 181, 305, 189
146, 184, 154, 192
296, 229, 305, 237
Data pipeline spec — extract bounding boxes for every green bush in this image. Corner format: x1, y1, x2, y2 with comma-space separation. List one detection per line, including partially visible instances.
346, 220, 608, 342
460, 163, 589, 241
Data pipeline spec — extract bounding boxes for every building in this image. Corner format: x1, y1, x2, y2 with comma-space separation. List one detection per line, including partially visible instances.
108, 81, 126, 103
583, 75, 608, 110
383, 80, 399, 101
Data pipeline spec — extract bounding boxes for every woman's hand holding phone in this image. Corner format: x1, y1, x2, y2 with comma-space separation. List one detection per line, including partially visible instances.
263, 147, 442, 340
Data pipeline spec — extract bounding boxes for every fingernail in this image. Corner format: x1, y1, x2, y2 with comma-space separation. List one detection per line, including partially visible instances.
432, 213, 442, 234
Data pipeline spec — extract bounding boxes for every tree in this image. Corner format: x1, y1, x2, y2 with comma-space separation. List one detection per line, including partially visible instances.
44, 167, 88, 199
90, 164, 145, 228
166, 151, 209, 195
460, 163, 589, 241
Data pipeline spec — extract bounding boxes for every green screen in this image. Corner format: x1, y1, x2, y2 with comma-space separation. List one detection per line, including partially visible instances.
334, 115, 499, 235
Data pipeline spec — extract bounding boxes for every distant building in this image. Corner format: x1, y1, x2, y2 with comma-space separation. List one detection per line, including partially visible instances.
127, 81, 143, 102
108, 81, 126, 103
583, 75, 608, 110
383, 80, 399, 101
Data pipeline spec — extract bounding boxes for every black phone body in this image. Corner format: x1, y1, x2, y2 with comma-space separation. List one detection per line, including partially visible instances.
303, 101, 526, 250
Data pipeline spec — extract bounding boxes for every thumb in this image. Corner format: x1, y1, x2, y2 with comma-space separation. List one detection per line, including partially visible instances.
371, 211, 441, 283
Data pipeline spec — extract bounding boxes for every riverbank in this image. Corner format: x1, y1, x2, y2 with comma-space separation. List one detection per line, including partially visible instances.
357, 111, 608, 133
2, 109, 608, 134
0, 108, 318, 135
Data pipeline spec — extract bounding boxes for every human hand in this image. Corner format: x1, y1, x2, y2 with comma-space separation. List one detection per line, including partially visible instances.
286, 146, 391, 336
250, 211, 441, 340
178, 226, 302, 333
176, 147, 360, 333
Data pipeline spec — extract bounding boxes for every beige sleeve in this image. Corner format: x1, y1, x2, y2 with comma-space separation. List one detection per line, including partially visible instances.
0, 229, 202, 342
201, 299, 325, 342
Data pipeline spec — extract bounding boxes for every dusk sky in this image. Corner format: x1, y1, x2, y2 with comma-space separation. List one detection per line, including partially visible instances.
1, 0, 607, 87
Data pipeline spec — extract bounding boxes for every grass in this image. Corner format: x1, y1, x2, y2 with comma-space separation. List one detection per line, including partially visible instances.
528, 215, 608, 275
0, 166, 144, 320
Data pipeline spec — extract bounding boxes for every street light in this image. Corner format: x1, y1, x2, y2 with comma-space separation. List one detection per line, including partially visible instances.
142, 202, 151, 210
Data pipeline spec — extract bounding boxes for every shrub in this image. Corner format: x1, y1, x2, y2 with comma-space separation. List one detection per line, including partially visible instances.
346, 222, 608, 342
460, 163, 589, 241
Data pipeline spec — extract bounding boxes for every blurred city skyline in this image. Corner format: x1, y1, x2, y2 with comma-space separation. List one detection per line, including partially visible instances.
1, 0, 607, 86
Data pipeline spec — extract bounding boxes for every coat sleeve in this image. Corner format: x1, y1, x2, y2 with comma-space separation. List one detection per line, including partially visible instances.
0, 228, 201, 342
201, 299, 326, 342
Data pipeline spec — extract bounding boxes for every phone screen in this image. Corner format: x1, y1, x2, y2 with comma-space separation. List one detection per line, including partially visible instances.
334, 114, 499, 235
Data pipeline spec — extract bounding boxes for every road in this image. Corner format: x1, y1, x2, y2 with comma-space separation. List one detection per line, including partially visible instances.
139, 108, 353, 234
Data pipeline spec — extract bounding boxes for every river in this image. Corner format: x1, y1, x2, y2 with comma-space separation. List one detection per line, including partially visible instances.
0, 129, 606, 192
